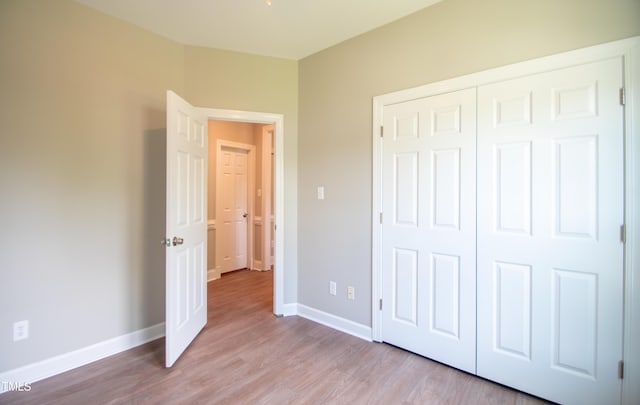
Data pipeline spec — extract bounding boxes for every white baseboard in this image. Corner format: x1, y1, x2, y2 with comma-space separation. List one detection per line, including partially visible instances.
0, 323, 165, 394
296, 304, 372, 342
207, 268, 220, 282
279, 303, 298, 317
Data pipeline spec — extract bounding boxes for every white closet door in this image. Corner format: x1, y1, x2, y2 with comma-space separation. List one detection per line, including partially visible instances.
476, 58, 624, 404
381, 88, 476, 373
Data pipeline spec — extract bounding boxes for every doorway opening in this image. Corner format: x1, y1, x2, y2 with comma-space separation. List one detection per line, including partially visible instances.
201, 109, 284, 316
209, 121, 274, 278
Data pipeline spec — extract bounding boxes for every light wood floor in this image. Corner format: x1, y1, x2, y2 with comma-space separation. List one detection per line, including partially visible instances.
1, 270, 551, 404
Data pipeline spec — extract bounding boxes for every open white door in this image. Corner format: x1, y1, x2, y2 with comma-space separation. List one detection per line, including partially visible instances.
165, 90, 208, 367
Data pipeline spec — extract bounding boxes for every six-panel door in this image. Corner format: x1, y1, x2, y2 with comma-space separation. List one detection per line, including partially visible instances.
381, 88, 477, 373
165, 91, 208, 367
218, 147, 249, 273
476, 58, 624, 404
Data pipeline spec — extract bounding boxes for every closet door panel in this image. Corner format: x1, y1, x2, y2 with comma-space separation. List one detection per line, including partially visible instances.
476, 58, 624, 405
381, 88, 477, 373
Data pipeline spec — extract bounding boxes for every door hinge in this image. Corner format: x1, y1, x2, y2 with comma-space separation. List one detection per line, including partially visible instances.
380, 126, 384, 138
618, 360, 624, 379
379, 212, 383, 224
621, 224, 626, 243
620, 88, 626, 106
379, 298, 383, 310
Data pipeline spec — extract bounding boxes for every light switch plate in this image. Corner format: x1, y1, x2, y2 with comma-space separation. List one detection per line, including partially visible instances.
329, 281, 337, 296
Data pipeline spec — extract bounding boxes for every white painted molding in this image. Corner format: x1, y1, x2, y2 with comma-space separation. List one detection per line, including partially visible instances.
261, 125, 274, 272
207, 268, 221, 282
622, 36, 640, 405
207, 221, 218, 281
0, 323, 165, 394
279, 303, 298, 317
296, 304, 372, 342
252, 219, 263, 270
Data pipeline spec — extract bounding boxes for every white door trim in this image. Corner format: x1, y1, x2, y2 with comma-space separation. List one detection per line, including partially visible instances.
261, 125, 274, 271
623, 37, 640, 405
215, 139, 255, 273
201, 108, 286, 316
372, 36, 640, 404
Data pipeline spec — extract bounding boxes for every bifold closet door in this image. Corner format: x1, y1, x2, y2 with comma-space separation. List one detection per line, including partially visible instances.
476, 58, 624, 404
381, 89, 476, 373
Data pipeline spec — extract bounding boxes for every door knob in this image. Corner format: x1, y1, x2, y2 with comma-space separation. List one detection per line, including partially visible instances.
172, 236, 184, 246
243, 213, 248, 218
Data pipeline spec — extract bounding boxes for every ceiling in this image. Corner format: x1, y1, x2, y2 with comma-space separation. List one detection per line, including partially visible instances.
75, 0, 442, 60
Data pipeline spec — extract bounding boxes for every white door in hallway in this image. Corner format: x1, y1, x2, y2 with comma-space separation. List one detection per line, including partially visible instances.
217, 146, 248, 273
165, 90, 208, 367
476, 58, 624, 404
381, 88, 477, 373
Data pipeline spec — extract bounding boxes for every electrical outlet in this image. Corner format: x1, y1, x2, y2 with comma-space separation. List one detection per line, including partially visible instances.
347, 286, 355, 300
329, 281, 337, 296
13, 320, 29, 342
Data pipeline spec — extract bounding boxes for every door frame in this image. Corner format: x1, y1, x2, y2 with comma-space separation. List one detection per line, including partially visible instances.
261, 125, 274, 271
203, 107, 286, 316
372, 36, 640, 404
215, 140, 256, 274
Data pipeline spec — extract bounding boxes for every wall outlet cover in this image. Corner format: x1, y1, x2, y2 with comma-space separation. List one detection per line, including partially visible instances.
13, 320, 29, 342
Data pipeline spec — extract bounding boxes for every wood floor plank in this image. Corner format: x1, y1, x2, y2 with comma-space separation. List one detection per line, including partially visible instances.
0, 270, 552, 404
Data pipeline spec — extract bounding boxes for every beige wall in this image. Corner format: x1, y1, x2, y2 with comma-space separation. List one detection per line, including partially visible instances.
0, 0, 298, 373
185, 46, 298, 302
0, 0, 183, 372
297, 0, 640, 326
